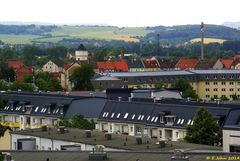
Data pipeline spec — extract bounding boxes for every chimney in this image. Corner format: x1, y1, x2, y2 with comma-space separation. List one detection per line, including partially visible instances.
118, 96, 122, 102
128, 97, 132, 102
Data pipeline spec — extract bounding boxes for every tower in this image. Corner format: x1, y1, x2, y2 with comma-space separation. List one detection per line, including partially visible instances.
200, 22, 205, 60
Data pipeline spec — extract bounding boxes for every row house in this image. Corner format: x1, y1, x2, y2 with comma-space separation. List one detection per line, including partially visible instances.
0, 92, 107, 131
97, 100, 239, 142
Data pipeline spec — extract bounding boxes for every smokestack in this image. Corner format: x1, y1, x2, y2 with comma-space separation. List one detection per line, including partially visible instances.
200, 22, 205, 60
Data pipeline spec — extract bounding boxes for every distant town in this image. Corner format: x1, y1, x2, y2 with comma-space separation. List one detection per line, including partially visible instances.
0, 22, 240, 161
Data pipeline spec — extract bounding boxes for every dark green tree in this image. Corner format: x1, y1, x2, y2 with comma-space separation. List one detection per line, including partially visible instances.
9, 81, 35, 92
69, 64, 95, 91
21, 45, 38, 66
0, 80, 8, 91
172, 79, 198, 99
46, 46, 67, 60
71, 114, 95, 130
154, 81, 164, 89
0, 66, 15, 82
185, 108, 220, 145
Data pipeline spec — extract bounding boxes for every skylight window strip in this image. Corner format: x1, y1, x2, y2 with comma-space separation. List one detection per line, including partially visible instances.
35, 107, 39, 112
102, 112, 106, 117
154, 117, 158, 122
124, 113, 129, 119
105, 112, 109, 117
132, 114, 135, 120
141, 115, 144, 120
180, 119, 185, 124
187, 120, 191, 125
191, 121, 194, 125
177, 119, 181, 124
147, 115, 150, 121
111, 113, 115, 118
138, 115, 142, 120
151, 117, 155, 122
117, 113, 121, 118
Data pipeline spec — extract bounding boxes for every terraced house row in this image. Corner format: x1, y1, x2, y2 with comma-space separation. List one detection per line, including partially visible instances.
93, 69, 240, 100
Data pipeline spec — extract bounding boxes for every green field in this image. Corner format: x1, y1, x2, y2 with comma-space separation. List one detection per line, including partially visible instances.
190, 38, 226, 44
0, 26, 153, 44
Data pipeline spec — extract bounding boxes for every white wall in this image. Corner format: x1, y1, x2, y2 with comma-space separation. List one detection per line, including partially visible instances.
223, 129, 240, 152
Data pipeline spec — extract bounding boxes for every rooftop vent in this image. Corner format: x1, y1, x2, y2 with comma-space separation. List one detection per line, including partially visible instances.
136, 136, 142, 145
89, 145, 107, 160
105, 133, 112, 140
85, 130, 92, 138
171, 149, 189, 161
118, 96, 122, 102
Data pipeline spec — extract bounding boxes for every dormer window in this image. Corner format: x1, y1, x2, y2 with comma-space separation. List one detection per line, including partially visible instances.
102, 112, 106, 117
105, 112, 109, 117
138, 115, 142, 120
151, 117, 155, 122
165, 115, 177, 125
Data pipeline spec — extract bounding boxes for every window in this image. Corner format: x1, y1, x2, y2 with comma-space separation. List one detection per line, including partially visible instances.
213, 88, 218, 92
206, 95, 210, 98
138, 115, 142, 120
141, 115, 144, 120
105, 112, 109, 117
214, 95, 218, 98
222, 76, 226, 79
124, 113, 129, 119
116, 113, 120, 118
160, 116, 164, 123
146, 115, 150, 121
205, 88, 210, 92
213, 82, 218, 85
136, 127, 141, 133
176, 132, 179, 138
48, 147, 52, 150
132, 114, 135, 120
102, 112, 106, 117
214, 75, 217, 79
177, 118, 181, 124
154, 117, 158, 122
111, 113, 115, 118
151, 117, 155, 122
230, 88, 234, 91
180, 119, 185, 125
187, 120, 192, 125
205, 82, 210, 85
222, 82, 226, 85
191, 121, 194, 125
205, 76, 209, 79
238, 88, 240, 92
230, 76, 234, 79
230, 82, 234, 85
42, 146, 45, 150
159, 130, 162, 138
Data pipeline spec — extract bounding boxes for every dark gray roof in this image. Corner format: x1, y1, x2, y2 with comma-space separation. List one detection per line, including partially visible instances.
52, 60, 65, 67
98, 100, 236, 128
0, 92, 106, 119
127, 60, 144, 68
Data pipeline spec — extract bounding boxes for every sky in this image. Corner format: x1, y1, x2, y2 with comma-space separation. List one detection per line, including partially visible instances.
0, 0, 239, 27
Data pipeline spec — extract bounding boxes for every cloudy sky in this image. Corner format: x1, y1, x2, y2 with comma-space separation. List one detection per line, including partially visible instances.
0, 0, 239, 27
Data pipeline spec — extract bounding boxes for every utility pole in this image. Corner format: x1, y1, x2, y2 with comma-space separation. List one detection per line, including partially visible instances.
200, 22, 205, 60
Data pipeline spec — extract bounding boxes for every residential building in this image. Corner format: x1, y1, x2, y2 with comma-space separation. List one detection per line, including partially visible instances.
61, 62, 81, 90
142, 59, 160, 71
155, 57, 177, 70
223, 126, 240, 152
175, 58, 198, 69
97, 99, 237, 141
0, 125, 11, 150
75, 44, 89, 61
92, 69, 240, 100
213, 58, 234, 69
96, 61, 128, 73
127, 60, 145, 72
15, 66, 33, 81
7, 60, 24, 70
42, 60, 65, 73
0, 92, 106, 131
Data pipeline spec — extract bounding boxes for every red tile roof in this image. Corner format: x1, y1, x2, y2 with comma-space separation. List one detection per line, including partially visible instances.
113, 61, 128, 72
52, 72, 61, 78
96, 60, 128, 72
15, 66, 33, 81
220, 58, 234, 69
175, 58, 198, 69
7, 60, 24, 70
142, 60, 160, 68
